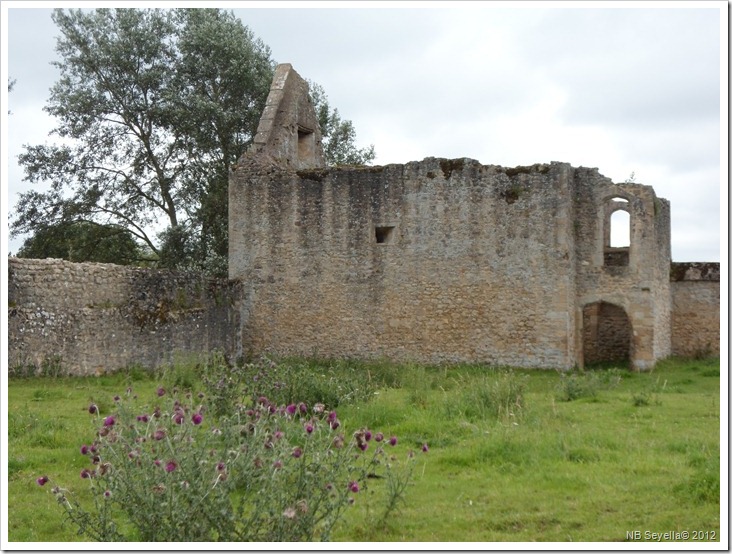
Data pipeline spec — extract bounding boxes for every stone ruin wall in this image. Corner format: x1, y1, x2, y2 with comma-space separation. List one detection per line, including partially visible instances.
5, 63, 720, 374
230, 156, 586, 369
230, 153, 712, 370
571, 168, 673, 369
7, 258, 240, 375
228, 63, 696, 371
670, 262, 720, 358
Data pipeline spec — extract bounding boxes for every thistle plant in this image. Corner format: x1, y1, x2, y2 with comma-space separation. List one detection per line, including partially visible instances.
37, 373, 421, 542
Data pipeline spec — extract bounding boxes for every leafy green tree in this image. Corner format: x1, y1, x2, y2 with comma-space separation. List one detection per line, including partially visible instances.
310, 82, 375, 166
12, 8, 373, 276
16, 221, 145, 265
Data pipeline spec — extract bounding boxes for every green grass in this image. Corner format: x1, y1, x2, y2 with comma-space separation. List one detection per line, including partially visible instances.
6, 357, 721, 543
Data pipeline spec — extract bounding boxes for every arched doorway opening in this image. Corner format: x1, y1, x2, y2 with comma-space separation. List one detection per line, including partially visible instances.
582, 301, 632, 367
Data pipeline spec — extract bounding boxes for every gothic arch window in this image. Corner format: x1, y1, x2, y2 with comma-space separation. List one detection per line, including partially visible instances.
604, 197, 630, 267
609, 209, 630, 247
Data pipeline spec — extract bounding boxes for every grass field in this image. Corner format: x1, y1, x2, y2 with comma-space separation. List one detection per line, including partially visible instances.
5, 356, 722, 544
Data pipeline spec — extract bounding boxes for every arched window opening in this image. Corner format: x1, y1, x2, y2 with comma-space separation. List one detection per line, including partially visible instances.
610, 209, 630, 247
604, 196, 631, 267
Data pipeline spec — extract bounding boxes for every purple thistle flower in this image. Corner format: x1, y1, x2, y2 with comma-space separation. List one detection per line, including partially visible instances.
286, 404, 297, 415
374, 432, 384, 442
80, 444, 89, 456
153, 429, 166, 441
191, 413, 203, 425
364, 430, 372, 442
136, 414, 149, 423
104, 490, 112, 498
292, 447, 303, 459
274, 430, 284, 440
165, 460, 177, 473
88, 404, 98, 414
298, 402, 307, 414
330, 419, 340, 430
216, 462, 226, 472
80, 469, 91, 479
358, 442, 368, 452
156, 387, 166, 397
305, 423, 314, 434
173, 413, 184, 425
327, 411, 337, 423
36, 476, 49, 486
422, 443, 429, 453
154, 459, 161, 467
348, 481, 360, 493
113, 395, 121, 402
103, 415, 115, 427
389, 436, 398, 446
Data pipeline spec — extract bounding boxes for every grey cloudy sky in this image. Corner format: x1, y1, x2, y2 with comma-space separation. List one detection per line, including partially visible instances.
2, 1, 726, 262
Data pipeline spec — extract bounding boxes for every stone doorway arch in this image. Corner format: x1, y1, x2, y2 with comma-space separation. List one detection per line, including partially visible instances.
582, 301, 632, 366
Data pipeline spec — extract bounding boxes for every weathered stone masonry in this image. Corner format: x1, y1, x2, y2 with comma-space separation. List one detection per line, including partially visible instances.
5, 64, 720, 374
230, 156, 681, 370
8, 258, 240, 375
670, 262, 720, 358
228, 64, 719, 371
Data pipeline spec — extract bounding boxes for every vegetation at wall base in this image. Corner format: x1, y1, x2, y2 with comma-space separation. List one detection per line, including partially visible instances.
7, 356, 720, 542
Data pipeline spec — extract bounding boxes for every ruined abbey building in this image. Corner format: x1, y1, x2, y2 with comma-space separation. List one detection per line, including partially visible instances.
8, 64, 719, 375
228, 64, 719, 371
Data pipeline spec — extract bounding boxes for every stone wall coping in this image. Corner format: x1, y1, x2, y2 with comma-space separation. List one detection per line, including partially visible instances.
670, 262, 720, 282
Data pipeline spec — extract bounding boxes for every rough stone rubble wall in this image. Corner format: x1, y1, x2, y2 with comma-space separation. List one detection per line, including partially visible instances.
571, 167, 673, 369
7, 258, 239, 375
230, 152, 719, 370
670, 262, 720, 357
230, 157, 580, 369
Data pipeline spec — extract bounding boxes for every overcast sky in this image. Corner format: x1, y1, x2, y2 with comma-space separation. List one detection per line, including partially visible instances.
2, 1, 726, 262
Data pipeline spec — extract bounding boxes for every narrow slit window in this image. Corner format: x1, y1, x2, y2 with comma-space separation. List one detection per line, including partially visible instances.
375, 226, 395, 244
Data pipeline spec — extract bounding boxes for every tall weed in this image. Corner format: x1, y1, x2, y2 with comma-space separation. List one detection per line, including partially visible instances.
36, 379, 422, 541
451, 370, 528, 421
555, 368, 622, 402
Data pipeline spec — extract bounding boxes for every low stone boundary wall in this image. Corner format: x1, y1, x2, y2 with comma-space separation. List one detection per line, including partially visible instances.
670, 262, 720, 358
8, 258, 240, 375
